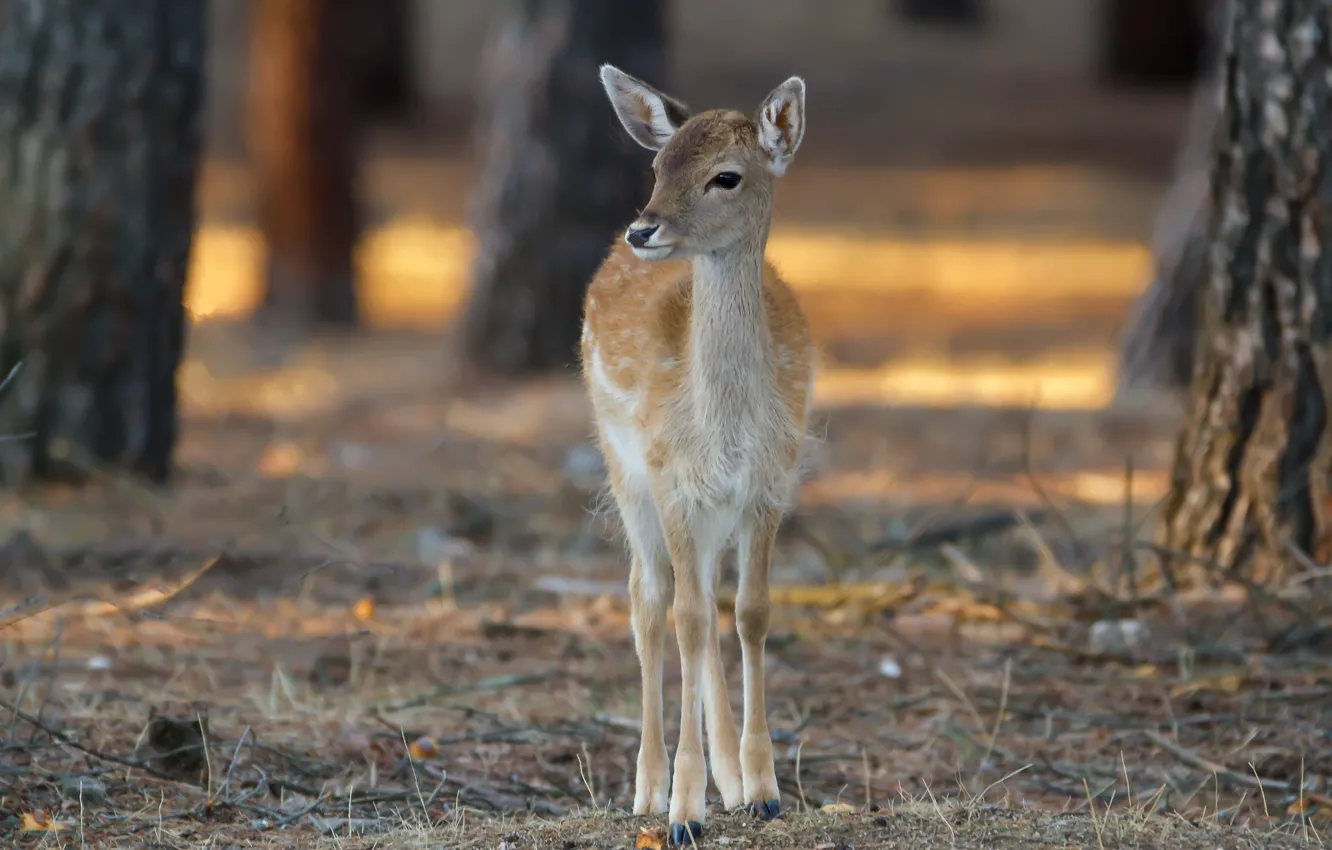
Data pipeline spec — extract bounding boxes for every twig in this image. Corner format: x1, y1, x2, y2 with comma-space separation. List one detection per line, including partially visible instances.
974, 658, 1012, 790
27, 617, 63, 745
1017, 401, 1091, 569
0, 555, 222, 631
379, 673, 548, 712
1121, 456, 1140, 603
223, 725, 252, 802
1143, 730, 1290, 795
0, 359, 22, 397
0, 695, 194, 785
867, 509, 1046, 554
71, 555, 222, 617
1083, 777, 1107, 850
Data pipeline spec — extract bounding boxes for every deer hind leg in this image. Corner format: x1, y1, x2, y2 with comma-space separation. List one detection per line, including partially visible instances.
659, 503, 726, 844
615, 481, 672, 815
735, 508, 782, 819
703, 554, 743, 808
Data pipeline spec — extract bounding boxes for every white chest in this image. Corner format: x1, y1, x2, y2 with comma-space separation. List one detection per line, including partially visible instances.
586, 344, 652, 485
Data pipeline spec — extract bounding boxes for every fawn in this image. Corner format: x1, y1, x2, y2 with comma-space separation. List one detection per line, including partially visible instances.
580, 65, 813, 845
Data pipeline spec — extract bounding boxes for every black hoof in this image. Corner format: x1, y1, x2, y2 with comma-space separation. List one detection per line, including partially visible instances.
750, 798, 781, 821
669, 821, 704, 845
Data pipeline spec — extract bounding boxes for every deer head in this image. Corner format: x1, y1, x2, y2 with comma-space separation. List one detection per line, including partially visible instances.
600, 65, 806, 260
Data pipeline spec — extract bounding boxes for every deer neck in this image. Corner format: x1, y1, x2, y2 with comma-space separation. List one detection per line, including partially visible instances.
688, 239, 771, 436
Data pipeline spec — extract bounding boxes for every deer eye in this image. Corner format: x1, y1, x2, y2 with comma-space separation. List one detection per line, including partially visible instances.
708, 171, 742, 190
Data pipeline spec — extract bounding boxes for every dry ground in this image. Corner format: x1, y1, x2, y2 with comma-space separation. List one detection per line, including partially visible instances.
2, 327, 1330, 849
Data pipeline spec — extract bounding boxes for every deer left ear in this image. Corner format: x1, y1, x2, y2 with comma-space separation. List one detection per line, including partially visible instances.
600, 64, 691, 151
756, 76, 805, 177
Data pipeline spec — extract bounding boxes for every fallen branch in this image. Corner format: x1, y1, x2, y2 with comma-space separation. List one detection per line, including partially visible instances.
868, 508, 1046, 554
0, 555, 222, 629
379, 673, 549, 712
1143, 729, 1332, 809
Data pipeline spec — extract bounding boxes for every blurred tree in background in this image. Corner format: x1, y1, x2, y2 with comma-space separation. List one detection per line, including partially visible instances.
246, 0, 391, 328
0, 0, 207, 486
461, 0, 666, 375
1159, 0, 1332, 585
1101, 0, 1209, 87
1114, 3, 1224, 400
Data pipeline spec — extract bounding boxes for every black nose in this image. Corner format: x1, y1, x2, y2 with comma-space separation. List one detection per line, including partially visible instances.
626, 224, 659, 249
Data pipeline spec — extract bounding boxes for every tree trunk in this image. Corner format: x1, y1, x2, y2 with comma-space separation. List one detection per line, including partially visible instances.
0, 0, 207, 486
1114, 71, 1217, 399
1101, 0, 1209, 87
1115, 2, 1226, 400
461, 0, 665, 375
362, 0, 413, 123
1158, 0, 1332, 585
246, 0, 371, 328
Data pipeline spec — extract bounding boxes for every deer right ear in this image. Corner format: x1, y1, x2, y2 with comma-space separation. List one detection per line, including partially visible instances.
599, 64, 690, 151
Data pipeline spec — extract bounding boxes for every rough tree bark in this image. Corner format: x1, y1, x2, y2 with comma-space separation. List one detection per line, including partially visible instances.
0, 0, 207, 485
461, 0, 666, 375
1159, 0, 1332, 584
246, 0, 373, 327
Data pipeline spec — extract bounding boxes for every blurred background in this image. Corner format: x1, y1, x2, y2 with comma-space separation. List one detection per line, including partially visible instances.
189, 0, 1210, 412
0, 0, 1224, 598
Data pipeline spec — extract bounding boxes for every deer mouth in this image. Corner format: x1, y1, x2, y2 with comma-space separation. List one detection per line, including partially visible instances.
630, 243, 678, 260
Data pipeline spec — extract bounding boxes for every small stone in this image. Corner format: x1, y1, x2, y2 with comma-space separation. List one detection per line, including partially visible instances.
416, 526, 476, 565
1089, 618, 1149, 657
877, 656, 902, 678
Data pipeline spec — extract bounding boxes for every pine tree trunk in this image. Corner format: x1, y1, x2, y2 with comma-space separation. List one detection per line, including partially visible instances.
0, 0, 206, 486
461, 0, 664, 375
246, 0, 369, 327
1159, 0, 1332, 585
1102, 0, 1209, 87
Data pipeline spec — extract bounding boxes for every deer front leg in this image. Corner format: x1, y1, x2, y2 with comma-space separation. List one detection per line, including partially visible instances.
736, 509, 782, 820
703, 588, 744, 808
617, 488, 672, 815
662, 511, 720, 845
629, 555, 671, 814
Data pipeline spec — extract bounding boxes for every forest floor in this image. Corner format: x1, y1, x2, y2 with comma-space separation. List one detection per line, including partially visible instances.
3, 138, 1331, 847
1, 325, 1330, 849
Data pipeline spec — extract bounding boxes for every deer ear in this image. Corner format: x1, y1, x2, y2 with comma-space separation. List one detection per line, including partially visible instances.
756, 76, 806, 177
600, 64, 690, 151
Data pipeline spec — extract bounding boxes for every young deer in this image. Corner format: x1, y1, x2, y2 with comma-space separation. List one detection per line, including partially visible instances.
580, 65, 813, 844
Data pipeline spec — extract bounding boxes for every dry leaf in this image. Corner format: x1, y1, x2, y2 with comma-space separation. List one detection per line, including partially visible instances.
21, 810, 67, 831
1169, 670, 1245, 698
919, 596, 1003, 622
635, 826, 665, 849
1129, 664, 1160, 680
407, 735, 438, 760
257, 441, 302, 477
821, 802, 856, 814
353, 597, 376, 621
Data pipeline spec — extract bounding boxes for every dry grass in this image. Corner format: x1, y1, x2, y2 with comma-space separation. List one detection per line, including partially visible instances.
2, 327, 1330, 848
29, 801, 1315, 849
